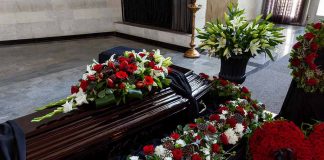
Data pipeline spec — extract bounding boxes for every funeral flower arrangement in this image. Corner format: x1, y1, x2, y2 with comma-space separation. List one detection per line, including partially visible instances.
129, 98, 271, 160
211, 77, 251, 100
32, 50, 172, 122
197, 3, 284, 60
289, 21, 324, 93
249, 121, 324, 160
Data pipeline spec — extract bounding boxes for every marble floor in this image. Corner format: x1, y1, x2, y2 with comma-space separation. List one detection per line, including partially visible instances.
0, 25, 304, 123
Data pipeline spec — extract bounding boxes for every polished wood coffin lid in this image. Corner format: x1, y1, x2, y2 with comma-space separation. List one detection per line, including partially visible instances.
14, 65, 212, 160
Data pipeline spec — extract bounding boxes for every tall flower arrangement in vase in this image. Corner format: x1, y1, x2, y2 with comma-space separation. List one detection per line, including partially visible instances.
32, 50, 173, 122
197, 3, 284, 60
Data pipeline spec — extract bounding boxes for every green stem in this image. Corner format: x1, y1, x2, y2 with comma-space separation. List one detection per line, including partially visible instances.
35, 96, 74, 111
31, 107, 64, 122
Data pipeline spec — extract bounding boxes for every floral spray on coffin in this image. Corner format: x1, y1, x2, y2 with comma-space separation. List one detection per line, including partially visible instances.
32, 50, 173, 122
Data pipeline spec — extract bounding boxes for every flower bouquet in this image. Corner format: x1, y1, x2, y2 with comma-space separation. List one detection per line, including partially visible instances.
289, 21, 324, 93
197, 3, 284, 83
129, 98, 272, 160
32, 50, 173, 122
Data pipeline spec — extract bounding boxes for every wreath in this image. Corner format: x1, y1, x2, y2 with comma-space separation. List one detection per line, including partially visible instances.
289, 21, 324, 93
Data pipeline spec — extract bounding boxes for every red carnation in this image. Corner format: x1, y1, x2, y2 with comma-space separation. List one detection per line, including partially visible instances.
119, 60, 129, 70
106, 78, 114, 88
98, 73, 104, 79
218, 106, 229, 113
189, 123, 197, 129
241, 86, 249, 93
199, 73, 209, 79
118, 57, 130, 63
127, 63, 138, 73
220, 79, 229, 86
309, 123, 324, 160
148, 61, 155, 68
108, 61, 115, 69
209, 114, 220, 121
135, 81, 144, 89
71, 86, 79, 94
143, 145, 154, 155
248, 111, 255, 119
236, 106, 245, 116
207, 124, 217, 133
304, 32, 316, 41
170, 132, 180, 140
144, 76, 154, 86
191, 154, 202, 160
212, 144, 220, 153
305, 53, 318, 65
93, 64, 103, 72
119, 82, 126, 89
167, 67, 172, 74
220, 133, 229, 145
87, 75, 96, 81
115, 71, 128, 79
313, 22, 322, 30
226, 117, 237, 128
172, 149, 183, 160
80, 80, 88, 91
306, 78, 318, 86
194, 135, 201, 140
139, 53, 146, 57
310, 42, 320, 52
291, 58, 301, 67
293, 42, 302, 50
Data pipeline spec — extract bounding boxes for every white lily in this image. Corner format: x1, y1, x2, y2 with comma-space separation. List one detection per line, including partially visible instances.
223, 48, 231, 59
247, 40, 261, 56
216, 37, 227, 49
108, 54, 115, 62
62, 99, 74, 113
75, 89, 88, 106
86, 65, 96, 75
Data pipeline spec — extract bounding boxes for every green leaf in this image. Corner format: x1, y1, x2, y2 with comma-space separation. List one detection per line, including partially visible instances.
154, 78, 163, 88
96, 81, 105, 90
127, 89, 143, 100
105, 89, 113, 94
98, 90, 106, 98
161, 78, 172, 86
95, 93, 116, 108
265, 13, 273, 20
265, 49, 275, 61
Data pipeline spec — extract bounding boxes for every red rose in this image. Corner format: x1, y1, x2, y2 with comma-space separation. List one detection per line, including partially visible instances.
170, 132, 180, 140
149, 52, 154, 57
87, 75, 96, 81
80, 80, 88, 91
313, 22, 322, 29
209, 114, 220, 121
310, 42, 320, 52
115, 71, 128, 79
172, 149, 183, 160
306, 78, 318, 86
220, 133, 229, 145
220, 79, 229, 86
98, 73, 104, 79
207, 124, 217, 133
189, 123, 197, 129
226, 117, 237, 128
144, 76, 154, 86
71, 86, 79, 94
135, 81, 144, 89
293, 42, 302, 50
153, 66, 163, 71
212, 144, 220, 153
218, 106, 229, 113
236, 106, 245, 115
194, 135, 201, 140
108, 61, 115, 69
118, 57, 130, 63
241, 86, 249, 93
305, 53, 318, 65
167, 67, 172, 74
93, 64, 103, 72
143, 145, 154, 155
148, 61, 155, 68
304, 32, 316, 41
119, 61, 129, 70
119, 82, 126, 89
127, 63, 138, 73
291, 58, 301, 67
248, 112, 255, 119
139, 53, 146, 57
310, 63, 317, 70
191, 154, 202, 160
199, 73, 209, 79
106, 78, 114, 88
128, 53, 135, 58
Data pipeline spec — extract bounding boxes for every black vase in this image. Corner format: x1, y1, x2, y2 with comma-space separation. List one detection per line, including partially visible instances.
219, 56, 249, 84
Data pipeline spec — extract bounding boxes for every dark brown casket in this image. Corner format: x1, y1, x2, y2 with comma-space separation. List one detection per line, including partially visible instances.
14, 65, 212, 160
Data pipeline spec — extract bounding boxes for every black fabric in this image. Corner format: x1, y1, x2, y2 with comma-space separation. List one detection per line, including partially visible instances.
122, 0, 173, 29
0, 120, 26, 160
98, 46, 142, 63
279, 80, 324, 126
171, 0, 192, 33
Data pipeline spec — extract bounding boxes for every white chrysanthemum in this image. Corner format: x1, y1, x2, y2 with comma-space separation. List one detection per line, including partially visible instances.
220, 114, 226, 120
175, 139, 186, 147
224, 128, 239, 145
234, 123, 245, 138
222, 110, 228, 115
253, 115, 259, 123
154, 145, 166, 157
201, 147, 211, 155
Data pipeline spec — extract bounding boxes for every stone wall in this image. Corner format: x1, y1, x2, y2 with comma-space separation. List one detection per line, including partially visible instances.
0, 0, 122, 41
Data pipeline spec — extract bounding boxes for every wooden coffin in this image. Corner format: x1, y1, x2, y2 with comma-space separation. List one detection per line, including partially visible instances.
14, 65, 212, 160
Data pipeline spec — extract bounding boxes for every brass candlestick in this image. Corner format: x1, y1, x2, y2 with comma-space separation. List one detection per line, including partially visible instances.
184, 0, 201, 58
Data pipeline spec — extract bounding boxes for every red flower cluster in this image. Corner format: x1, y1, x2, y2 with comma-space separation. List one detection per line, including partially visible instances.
313, 22, 322, 30
143, 145, 154, 155
304, 32, 316, 41
249, 121, 312, 160
172, 149, 183, 160
199, 73, 209, 79
309, 123, 324, 160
